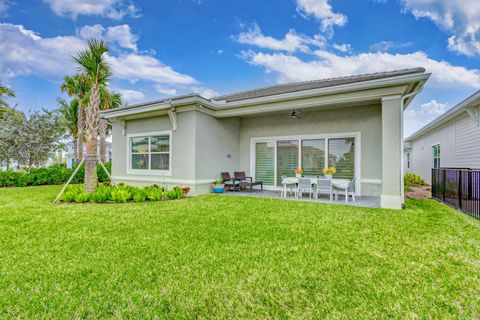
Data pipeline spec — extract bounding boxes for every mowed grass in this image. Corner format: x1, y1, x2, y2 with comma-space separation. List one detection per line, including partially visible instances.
0, 186, 479, 319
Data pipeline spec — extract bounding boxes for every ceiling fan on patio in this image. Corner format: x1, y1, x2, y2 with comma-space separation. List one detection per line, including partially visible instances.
291, 110, 301, 119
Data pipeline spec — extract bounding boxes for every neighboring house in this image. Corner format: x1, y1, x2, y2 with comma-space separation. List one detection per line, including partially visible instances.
65, 141, 112, 168
404, 90, 480, 184
101, 68, 429, 209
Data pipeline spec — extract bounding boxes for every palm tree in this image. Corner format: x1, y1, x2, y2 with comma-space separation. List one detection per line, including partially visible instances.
0, 81, 15, 119
60, 74, 88, 163
98, 87, 122, 163
73, 39, 111, 193
57, 98, 79, 163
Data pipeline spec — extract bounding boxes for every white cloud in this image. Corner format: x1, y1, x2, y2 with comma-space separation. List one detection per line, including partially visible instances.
369, 40, 412, 52
296, 0, 347, 34
404, 99, 448, 135
402, 0, 480, 56
332, 43, 350, 53
43, 0, 140, 19
192, 87, 219, 99
114, 88, 144, 103
0, 23, 85, 79
78, 24, 138, 51
106, 54, 196, 85
155, 85, 177, 96
241, 49, 480, 89
78, 24, 104, 39
236, 24, 326, 53
0, 23, 198, 95
105, 25, 138, 51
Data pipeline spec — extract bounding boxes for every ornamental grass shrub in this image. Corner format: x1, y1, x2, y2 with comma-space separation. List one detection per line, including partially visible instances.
59, 184, 185, 204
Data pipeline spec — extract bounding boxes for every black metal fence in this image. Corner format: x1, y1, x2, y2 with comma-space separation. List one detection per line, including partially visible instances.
432, 168, 480, 220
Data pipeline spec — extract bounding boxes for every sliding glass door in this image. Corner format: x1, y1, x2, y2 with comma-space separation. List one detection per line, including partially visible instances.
328, 138, 355, 179
253, 135, 357, 188
301, 139, 325, 177
255, 142, 275, 186
276, 140, 299, 186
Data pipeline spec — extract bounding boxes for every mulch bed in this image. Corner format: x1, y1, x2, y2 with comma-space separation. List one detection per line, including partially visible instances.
405, 185, 431, 199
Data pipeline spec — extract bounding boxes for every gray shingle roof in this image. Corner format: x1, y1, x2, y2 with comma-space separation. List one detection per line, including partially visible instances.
213, 68, 426, 102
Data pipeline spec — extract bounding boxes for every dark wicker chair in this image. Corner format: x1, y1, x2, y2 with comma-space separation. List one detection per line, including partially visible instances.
221, 172, 240, 191
234, 171, 263, 192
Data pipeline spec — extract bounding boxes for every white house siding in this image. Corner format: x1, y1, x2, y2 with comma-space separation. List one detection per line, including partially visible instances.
408, 113, 479, 184
454, 115, 480, 168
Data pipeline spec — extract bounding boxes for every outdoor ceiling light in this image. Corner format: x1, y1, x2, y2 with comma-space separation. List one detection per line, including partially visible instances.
291, 110, 301, 119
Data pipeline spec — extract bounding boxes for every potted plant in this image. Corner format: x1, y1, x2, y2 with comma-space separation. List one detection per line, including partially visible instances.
295, 167, 303, 178
212, 177, 225, 193
323, 167, 336, 180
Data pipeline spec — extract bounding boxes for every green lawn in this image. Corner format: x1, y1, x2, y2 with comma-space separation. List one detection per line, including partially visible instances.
0, 186, 479, 319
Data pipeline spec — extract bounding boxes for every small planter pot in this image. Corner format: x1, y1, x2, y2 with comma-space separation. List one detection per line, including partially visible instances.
212, 184, 225, 193
295, 173, 302, 178
325, 174, 332, 180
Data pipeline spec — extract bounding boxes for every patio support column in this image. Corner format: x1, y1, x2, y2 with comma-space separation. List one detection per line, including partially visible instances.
380, 95, 403, 209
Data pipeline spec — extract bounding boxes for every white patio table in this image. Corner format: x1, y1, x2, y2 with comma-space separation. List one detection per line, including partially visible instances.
281, 177, 351, 201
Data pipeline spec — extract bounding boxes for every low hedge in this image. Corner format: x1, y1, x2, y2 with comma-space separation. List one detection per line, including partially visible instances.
60, 184, 190, 204
0, 162, 111, 187
404, 173, 425, 187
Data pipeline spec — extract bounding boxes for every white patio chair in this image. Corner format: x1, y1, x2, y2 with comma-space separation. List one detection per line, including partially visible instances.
334, 178, 356, 203
281, 175, 296, 198
296, 178, 313, 199
316, 178, 333, 201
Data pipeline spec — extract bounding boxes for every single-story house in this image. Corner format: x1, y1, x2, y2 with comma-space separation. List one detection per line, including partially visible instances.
405, 90, 480, 184
101, 68, 430, 209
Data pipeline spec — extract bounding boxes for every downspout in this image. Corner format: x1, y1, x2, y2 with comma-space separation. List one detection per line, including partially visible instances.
400, 89, 422, 206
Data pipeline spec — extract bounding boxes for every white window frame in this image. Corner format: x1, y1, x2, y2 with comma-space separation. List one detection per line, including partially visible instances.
127, 130, 172, 176
406, 152, 411, 170
432, 144, 441, 168
250, 132, 361, 195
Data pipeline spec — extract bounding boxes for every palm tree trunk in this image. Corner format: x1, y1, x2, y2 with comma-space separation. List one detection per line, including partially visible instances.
84, 83, 100, 193
77, 100, 84, 163
98, 118, 107, 164
73, 138, 78, 164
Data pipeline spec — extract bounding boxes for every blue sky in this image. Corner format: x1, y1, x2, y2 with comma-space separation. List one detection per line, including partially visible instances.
1, 0, 479, 136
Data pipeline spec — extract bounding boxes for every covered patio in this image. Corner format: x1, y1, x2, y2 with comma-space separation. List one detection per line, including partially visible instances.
222, 189, 381, 208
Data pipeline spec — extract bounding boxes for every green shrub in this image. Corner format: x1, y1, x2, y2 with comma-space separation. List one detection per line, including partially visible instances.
404, 173, 425, 187
60, 191, 77, 202
56, 183, 188, 204
111, 188, 130, 203
145, 187, 164, 201
74, 192, 91, 203
0, 162, 112, 188
166, 186, 184, 200
133, 191, 147, 203
90, 187, 112, 203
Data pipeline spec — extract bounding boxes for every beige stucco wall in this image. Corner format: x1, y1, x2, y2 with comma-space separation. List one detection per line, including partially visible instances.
110, 103, 401, 199
111, 110, 197, 190
110, 109, 241, 195
194, 112, 240, 193
238, 104, 383, 196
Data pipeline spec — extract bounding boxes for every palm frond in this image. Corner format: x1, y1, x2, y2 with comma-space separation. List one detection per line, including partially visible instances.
73, 38, 111, 84
57, 98, 79, 138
